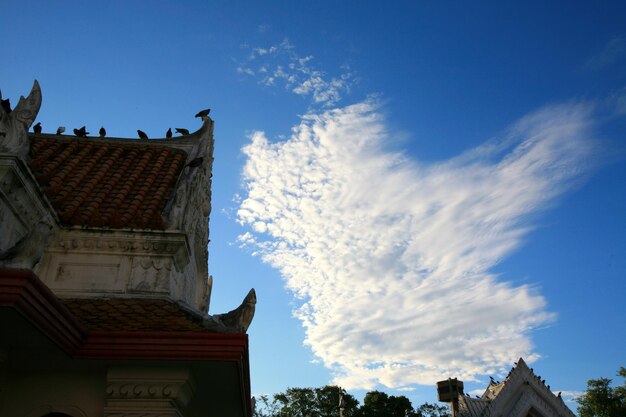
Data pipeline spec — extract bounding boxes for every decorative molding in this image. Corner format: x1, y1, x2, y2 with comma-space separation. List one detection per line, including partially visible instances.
104, 367, 195, 417
36, 229, 195, 303
106, 381, 194, 406
129, 257, 173, 293
50, 230, 190, 264
164, 120, 214, 312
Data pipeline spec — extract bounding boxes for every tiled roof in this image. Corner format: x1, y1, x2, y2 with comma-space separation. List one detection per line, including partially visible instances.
28, 136, 187, 229
458, 395, 490, 417
63, 298, 209, 332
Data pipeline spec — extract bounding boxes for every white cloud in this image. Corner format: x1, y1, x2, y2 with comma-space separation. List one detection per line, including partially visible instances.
557, 390, 583, 404
584, 36, 626, 71
237, 99, 596, 389
237, 66, 255, 76
468, 388, 486, 397
236, 39, 354, 107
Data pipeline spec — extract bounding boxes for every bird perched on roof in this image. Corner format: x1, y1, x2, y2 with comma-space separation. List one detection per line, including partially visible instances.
195, 108, 211, 120
1, 98, 11, 114
73, 126, 89, 137
187, 157, 203, 168
137, 129, 148, 140
166, 128, 172, 138
33, 122, 42, 134
56, 126, 65, 135
175, 128, 190, 136
99, 127, 106, 137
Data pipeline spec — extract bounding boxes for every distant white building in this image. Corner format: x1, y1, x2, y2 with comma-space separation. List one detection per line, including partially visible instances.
437, 358, 576, 417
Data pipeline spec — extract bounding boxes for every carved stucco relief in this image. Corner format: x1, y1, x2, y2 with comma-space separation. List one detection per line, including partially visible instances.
0, 156, 57, 268
129, 257, 172, 293
104, 367, 195, 417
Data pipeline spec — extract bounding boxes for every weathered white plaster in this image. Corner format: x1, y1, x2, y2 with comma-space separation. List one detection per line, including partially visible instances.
0, 155, 57, 268
36, 228, 202, 307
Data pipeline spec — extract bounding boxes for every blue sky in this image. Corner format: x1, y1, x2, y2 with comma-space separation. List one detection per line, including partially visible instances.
2, 1, 625, 411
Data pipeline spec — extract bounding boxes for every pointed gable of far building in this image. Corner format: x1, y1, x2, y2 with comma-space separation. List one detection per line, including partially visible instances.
438, 359, 576, 417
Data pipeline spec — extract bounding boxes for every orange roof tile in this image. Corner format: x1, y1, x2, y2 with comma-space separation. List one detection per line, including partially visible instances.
63, 298, 210, 332
29, 136, 187, 229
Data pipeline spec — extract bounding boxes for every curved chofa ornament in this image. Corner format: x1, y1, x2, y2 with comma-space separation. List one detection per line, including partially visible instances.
211, 288, 256, 333
0, 80, 42, 158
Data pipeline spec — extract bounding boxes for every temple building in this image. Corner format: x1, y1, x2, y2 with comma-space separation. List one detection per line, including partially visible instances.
0, 81, 255, 417
437, 358, 576, 417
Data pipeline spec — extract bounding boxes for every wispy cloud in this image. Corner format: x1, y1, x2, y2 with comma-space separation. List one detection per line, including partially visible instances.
237, 98, 596, 389
557, 390, 583, 408
584, 36, 626, 71
236, 39, 355, 107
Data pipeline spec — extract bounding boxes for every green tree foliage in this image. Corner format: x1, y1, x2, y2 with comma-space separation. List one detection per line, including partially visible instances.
253, 386, 450, 417
317, 385, 360, 417
412, 403, 451, 417
361, 391, 414, 417
254, 386, 359, 417
577, 367, 626, 417
254, 395, 281, 417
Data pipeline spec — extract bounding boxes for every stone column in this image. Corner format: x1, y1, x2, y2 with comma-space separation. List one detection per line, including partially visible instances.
104, 367, 195, 417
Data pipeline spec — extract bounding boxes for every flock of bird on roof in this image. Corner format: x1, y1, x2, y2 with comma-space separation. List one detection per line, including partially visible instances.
27, 107, 211, 140
461, 362, 560, 399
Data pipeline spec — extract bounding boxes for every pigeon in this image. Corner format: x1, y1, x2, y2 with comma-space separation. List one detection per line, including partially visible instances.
1, 98, 11, 114
166, 128, 172, 138
73, 126, 89, 137
99, 127, 106, 137
137, 129, 148, 140
187, 157, 203, 168
175, 128, 190, 136
56, 126, 65, 135
33, 122, 42, 134
195, 108, 211, 119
